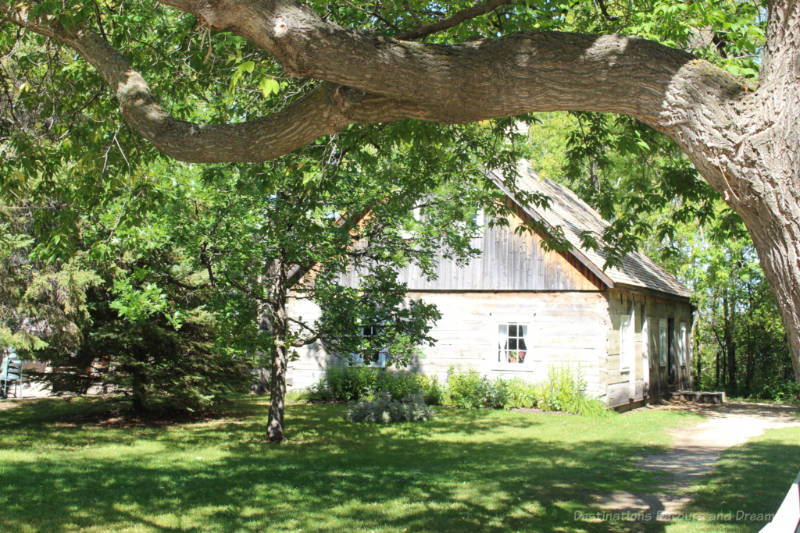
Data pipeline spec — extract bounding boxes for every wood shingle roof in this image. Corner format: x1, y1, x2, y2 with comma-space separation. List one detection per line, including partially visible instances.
488, 161, 692, 299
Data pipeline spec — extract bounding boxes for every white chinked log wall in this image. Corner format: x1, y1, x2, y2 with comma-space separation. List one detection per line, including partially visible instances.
287, 204, 692, 407
288, 290, 610, 401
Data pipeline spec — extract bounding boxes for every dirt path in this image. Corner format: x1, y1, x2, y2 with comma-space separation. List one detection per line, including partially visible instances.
593, 401, 800, 520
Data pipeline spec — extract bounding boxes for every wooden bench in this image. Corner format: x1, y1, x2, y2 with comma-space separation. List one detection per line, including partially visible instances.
672, 390, 726, 404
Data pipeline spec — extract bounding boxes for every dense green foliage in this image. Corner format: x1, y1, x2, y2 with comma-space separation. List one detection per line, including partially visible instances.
0, 4, 531, 429
2, 0, 795, 429
682, 228, 794, 401
308, 365, 608, 416
307, 365, 445, 405
0, 184, 253, 413
445, 366, 610, 416
444, 368, 506, 409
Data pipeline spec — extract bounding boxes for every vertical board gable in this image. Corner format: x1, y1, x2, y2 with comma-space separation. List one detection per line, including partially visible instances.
343, 208, 606, 291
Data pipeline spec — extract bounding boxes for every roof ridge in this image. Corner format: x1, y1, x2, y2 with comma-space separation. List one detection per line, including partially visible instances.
487, 162, 692, 299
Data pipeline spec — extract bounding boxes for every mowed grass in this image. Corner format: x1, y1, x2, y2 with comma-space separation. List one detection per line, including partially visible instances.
666, 424, 800, 533
0, 397, 792, 533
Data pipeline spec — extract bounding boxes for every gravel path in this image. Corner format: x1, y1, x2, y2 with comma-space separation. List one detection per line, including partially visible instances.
593, 401, 800, 521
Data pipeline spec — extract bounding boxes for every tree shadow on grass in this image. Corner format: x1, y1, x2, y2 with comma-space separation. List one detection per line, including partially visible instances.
674, 428, 800, 532
0, 400, 685, 532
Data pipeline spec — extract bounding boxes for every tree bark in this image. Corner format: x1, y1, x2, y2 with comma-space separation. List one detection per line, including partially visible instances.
131, 365, 148, 413
744, 283, 756, 395
724, 291, 737, 392
267, 340, 288, 442
263, 259, 290, 443
5, 0, 800, 380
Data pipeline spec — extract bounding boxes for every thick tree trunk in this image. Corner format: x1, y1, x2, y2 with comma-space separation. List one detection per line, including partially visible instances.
263, 258, 290, 443
748, 217, 800, 381
724, 291, 737, 392
131, 367, 148, 413
267, 341, 288, 442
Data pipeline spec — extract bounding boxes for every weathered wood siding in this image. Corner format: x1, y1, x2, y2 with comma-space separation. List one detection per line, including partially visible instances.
288, 291, 610, 399
285, 296, 329, 389
287, 206, 693, 409
604, 287, 693, 407
643, 291, 694, 399
405, 292, 609, 399
341, 210, 604, 291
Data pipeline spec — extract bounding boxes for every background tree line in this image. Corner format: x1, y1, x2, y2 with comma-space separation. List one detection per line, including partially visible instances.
528, 111, 795, 402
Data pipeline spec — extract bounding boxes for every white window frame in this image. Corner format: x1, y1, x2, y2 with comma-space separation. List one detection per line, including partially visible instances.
620, 305, 635, 373
353, 324, 389, 367
497, 322, 529, 365
658, 318, 668, 367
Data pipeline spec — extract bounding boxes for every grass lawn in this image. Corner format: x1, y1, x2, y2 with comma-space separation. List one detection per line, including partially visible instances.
0, 397, 794, 532
666, 424, 800, 533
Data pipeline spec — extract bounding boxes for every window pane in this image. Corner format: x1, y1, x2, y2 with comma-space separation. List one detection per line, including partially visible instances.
497, 322, 529, 364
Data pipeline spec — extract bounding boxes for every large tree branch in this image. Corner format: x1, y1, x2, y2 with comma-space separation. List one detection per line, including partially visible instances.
158, 0, 756, 207
2, 5, 424, 162
5, 1, 749, 175
161, 1, 742, 124
395, 0, 511, 41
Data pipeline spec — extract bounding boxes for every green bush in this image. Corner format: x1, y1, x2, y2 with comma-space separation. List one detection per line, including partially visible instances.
484, 376, 510, 408
572, 396, 612, 417
347, 393, 433, 423
419, 375, 445, 406
756, 380, 800, 404
537, 366, 584, 412
307, 365, 444, 405
309, 365, 377, 402
536, 366, 610, 416
444, 366, 609, 416
445, 368, 489, 408
444, 368, 510, 408
504, 378, 537, 409
311, 365, 609, 416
